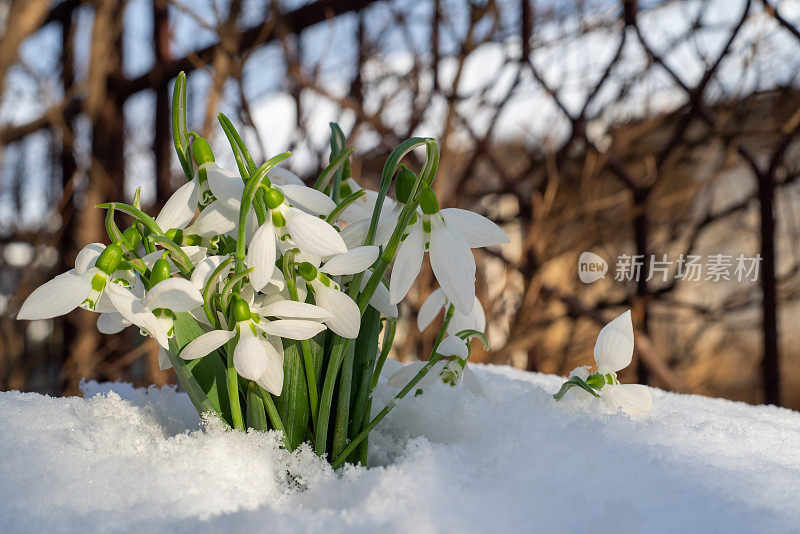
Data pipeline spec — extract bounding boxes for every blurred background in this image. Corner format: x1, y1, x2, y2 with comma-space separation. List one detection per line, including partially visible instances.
1, 0, 799, 407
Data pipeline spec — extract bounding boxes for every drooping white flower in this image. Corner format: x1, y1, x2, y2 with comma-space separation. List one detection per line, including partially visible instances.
17, 243, 138, 320
178, 296, 327, 395
389, 192, 509, 315
417, 288, 485, 336
564, 311, 652, 415
386, 335, 488, 397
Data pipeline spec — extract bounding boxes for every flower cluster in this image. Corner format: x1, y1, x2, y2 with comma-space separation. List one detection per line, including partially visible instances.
17, 73, 508, 467
553, 311, 653, 415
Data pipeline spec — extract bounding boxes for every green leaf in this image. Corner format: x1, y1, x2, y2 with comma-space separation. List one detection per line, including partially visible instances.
246, 382, 268, 431
173, 312, 234, 425
274, 340, 310, 450
348, 306, 382, 464
331, 340, 356, 459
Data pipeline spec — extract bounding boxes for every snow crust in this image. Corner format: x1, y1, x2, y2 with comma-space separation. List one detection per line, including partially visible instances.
1, 365, 799, 533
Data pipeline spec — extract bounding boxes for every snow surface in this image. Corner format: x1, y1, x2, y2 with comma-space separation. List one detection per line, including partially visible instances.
1, 364, 799, 533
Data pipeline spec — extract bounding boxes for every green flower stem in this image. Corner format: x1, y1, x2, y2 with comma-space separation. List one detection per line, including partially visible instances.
202, 255, 232, 328
331, 305, 455, 469
356, 140, 439, 312
256, 384, 290, 449
312, 147, 356, 191
370, 317, 397, 391
172, 72, 193, 180
225, 336, 245, 431
553, 376, 600, 401
325, 189, 366, 224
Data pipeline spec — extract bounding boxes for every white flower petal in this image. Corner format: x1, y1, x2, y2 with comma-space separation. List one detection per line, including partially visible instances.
285, 207, 347, 256
429, 217, 476, 315
185, 200, 237, 237
268, 166, 304, 186
594, 310, 634, 374
312, 281, 360, 338
257, 300, 332, 321
436, 336, 469, 358
17, 270, 91, 320
234, 330, 269, 381
179, 329, 235, 360
379, 357, 404, 379
387, 360, 444, 390
389, 229, 425, 305
462, 367, 490, 398
278, 184, 336, 216
360, 273, 397, 317
245, 219, 277, 291
144, 278, 203, 312
259, 319, 326, 340
97, 312, 129, 334
386, 361, 426, 388
255, 340, 284, 396
320, 246, 379, 275
75, 243, 106, 274
106, 283, 169, 349
417, 288, 446, 331
449, 296, 486, 336
205, 163, 244, 211
601, 383, 652, 415
190, 255, 230, 290
340, 218, 370, 249
158, 347, 173, 370
155, 180, 198, 230
440, 208, 509, 248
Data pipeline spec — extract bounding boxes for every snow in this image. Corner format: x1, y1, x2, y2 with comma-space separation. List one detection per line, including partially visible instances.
1, 364, 799, 533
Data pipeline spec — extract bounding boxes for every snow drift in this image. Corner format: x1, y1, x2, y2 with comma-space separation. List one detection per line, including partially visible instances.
1, 364, 798, 533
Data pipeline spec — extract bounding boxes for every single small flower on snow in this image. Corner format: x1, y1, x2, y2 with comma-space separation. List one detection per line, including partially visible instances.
386, 335, 488, 397
554, 310, 652, 415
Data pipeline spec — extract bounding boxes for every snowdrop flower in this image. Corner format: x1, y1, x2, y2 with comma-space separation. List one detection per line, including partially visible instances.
389, 187, 508, 314
417, 288, 485, 336
18, 243, 137, 320
386, 335, 488, 397
179, 296, 327, 395
104, 257, 204, 351
155, 137, 218, 231
555, 311, 652, 415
